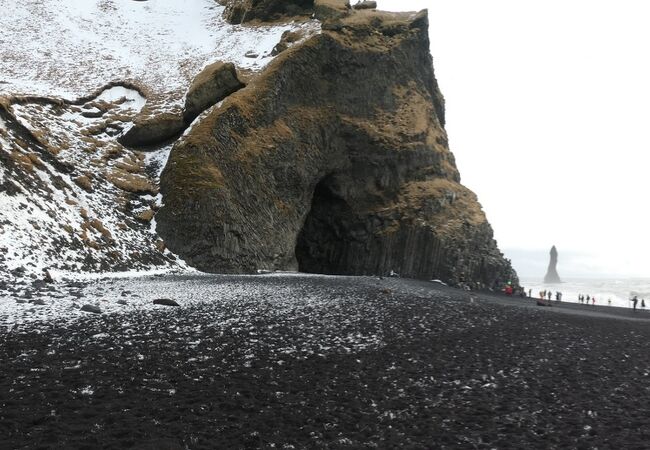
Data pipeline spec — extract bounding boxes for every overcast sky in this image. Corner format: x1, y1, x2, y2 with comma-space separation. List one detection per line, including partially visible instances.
381, 0, 650, 279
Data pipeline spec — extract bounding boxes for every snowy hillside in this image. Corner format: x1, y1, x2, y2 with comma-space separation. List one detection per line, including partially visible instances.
0, 0, 314, 102
0, 0, 320, 286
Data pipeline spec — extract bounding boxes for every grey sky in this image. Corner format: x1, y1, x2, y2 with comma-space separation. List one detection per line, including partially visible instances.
382, 0, 650, 278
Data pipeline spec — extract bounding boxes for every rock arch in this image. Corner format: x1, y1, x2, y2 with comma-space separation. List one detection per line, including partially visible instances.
157, 10, 516, 287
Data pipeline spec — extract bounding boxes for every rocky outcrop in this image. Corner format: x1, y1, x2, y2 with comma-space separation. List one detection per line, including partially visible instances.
119, 63, 244, 148
158, 9, 517, 288
314, 0, 350, 21
119, 112, 185, 148
223, 0, 350, 24
271, 30, 306, 56
353, 1, 376, 10
183, 62, 245, 124
544, 245, 562, 284
223, 0, 314, 24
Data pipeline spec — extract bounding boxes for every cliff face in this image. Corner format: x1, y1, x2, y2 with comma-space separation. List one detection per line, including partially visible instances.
0, 1, 516, 289
158, 9, 517, 288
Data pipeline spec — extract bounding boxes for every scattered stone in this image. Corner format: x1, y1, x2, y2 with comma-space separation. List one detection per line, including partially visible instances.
81, 304, 102, 314
15, 299, 27, 304
28, 299, 46, 305
117, 299, 128, 306
43, 269, 55, 283
153, 298, 179, 307
136, 209, 155, 222
244, 50, 259, 58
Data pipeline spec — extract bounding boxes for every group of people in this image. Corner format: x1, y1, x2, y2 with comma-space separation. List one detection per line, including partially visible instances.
577, 294, 598, 305
631, 295, 647, 311
531, 289, 563, 301
512, 287, 647, 311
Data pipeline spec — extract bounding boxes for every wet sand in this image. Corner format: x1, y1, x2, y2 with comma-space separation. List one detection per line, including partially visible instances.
1, 275, 649, 449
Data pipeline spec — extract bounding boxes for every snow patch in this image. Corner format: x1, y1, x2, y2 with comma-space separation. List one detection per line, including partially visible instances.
96, 86, 146, 112
0, 1, 321, 113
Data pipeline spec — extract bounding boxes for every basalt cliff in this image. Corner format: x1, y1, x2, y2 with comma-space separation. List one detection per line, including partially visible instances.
0, 0, 517, 289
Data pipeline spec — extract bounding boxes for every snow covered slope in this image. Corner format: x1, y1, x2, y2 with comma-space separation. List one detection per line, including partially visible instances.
0, 0, 315, 102
0, 0, 320, 286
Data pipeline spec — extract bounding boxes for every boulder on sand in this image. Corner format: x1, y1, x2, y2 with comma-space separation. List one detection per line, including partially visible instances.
81, 304, 102, 314
153, 298, 180, 307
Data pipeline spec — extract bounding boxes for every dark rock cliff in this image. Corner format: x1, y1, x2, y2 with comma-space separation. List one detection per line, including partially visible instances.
157, 9, 517, 289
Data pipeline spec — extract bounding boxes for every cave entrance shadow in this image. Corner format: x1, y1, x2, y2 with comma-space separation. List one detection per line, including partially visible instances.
295, 175, 359, 275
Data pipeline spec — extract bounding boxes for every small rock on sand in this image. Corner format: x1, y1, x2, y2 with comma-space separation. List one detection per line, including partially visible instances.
81, 304, 102, 314
153, 298, 180, 307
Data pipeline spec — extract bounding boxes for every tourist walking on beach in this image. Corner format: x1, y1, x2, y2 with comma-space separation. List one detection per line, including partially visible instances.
632, 295, 638, 311
608, 298, 611, 306
547, 291, 552, 300
642, 299, 646, 309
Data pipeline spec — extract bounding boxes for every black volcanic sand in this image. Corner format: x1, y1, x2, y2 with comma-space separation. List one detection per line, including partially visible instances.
1, 275, 649, 449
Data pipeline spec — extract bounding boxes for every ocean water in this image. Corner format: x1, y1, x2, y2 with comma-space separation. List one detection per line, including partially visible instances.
519, 278, 650, 309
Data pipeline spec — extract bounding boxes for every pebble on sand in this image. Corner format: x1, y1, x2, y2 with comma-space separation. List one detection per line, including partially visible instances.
80, 304, 102, 314
153, 298, 180, 307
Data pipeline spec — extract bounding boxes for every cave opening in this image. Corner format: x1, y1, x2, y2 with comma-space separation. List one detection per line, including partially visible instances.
295, 175, 357, 275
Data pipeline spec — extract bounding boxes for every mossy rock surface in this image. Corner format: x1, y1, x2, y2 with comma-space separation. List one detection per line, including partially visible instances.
158, 9, 517, 288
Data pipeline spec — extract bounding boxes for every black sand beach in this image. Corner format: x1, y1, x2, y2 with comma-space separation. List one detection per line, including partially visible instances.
1, 275, 649, 449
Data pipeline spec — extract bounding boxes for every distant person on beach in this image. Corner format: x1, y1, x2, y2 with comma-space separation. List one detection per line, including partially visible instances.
586, 295, 590, 304
632, 295, 638, 311
608, 298, 611, 306
547, 291, 552, 300
528, 289, 532, 298
592, 297, 595, 305
642, 299, 646, 309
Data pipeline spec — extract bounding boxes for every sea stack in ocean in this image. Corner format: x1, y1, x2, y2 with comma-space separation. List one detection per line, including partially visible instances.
544, 245, 562, 284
